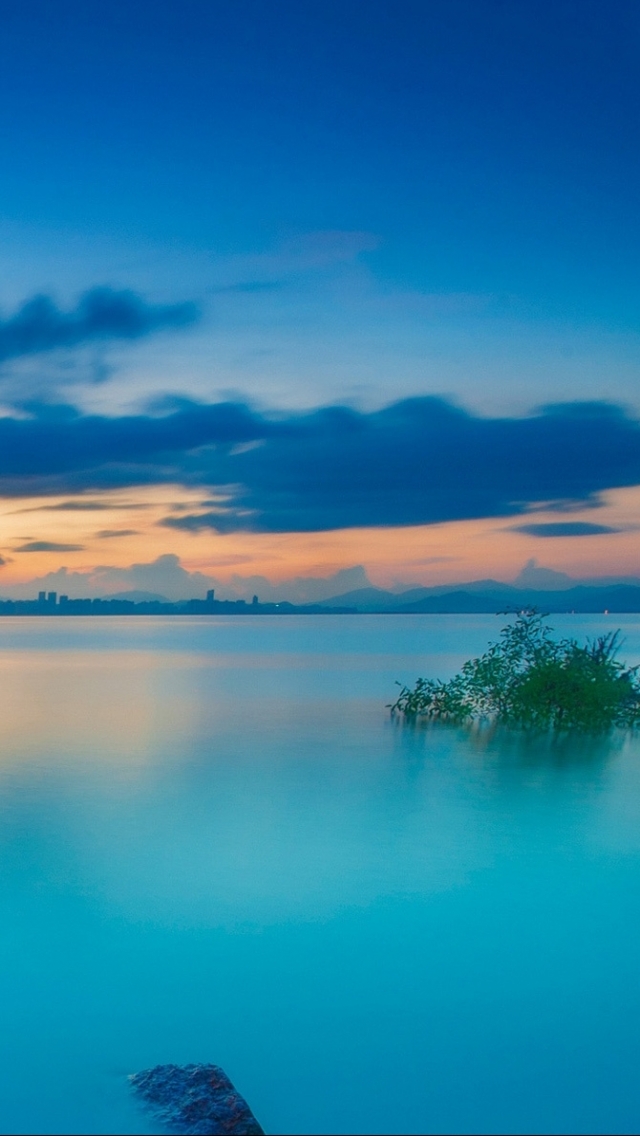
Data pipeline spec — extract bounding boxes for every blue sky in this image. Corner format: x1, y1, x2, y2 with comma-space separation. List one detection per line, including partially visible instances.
0, 0, 638, 594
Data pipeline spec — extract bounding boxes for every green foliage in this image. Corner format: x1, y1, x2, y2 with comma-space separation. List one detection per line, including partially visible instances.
390, 610, 640, 732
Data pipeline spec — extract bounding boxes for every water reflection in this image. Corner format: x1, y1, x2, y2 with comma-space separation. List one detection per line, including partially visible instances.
470, 720, 628, 768
0, 617, 640, 1135
392, 712, 629, 769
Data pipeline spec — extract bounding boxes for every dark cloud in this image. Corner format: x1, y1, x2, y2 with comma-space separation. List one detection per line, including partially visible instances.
0, 288, 198, 363
159, 398, 640, 532
512, 522, 621, 538
96, 529, 139, 538
14, 499, 151, 513
25, 500, 112, 511
16, 541, 85, 552
0, 396, 638, 532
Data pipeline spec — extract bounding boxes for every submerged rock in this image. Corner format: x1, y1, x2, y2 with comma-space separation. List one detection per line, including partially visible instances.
130, 1063, 265, 1135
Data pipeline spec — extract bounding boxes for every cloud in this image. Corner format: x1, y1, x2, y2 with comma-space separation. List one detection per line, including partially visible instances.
0, 554, 216, 602
224, 565, 373, 604
215, 230, 379, 287
0, 555, 373, 605
0, 396, 637, 532
15, 541, 85, 552
511, 522, 621, 538
96, 529, 139, 538
158, 397, 640, 532
13, 499, 149, 513
0, 288, 198, 363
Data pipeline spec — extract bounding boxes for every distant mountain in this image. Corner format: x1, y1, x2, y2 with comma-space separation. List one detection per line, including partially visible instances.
316, 586, 402, 608
322, 579, 516, 610
397, 585, 640, 613
320, 581, 640, 613
414, 578, 519, 596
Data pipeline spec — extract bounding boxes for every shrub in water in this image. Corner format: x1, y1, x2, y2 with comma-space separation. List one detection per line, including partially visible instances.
390, 610, 640, 731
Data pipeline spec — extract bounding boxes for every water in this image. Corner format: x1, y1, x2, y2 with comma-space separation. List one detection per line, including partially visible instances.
1, 613, 640, 1135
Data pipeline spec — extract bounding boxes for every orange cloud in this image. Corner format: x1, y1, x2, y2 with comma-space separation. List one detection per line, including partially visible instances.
0, 484, 637, 595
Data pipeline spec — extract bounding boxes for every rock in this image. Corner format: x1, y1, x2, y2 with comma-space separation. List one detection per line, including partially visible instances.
130, 1063, 265, 1135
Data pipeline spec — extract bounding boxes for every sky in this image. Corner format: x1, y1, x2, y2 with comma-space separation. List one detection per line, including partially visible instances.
0, 0, 639, 599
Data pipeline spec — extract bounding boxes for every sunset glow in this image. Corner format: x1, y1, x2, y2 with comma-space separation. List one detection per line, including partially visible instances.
0, 0, 636, 600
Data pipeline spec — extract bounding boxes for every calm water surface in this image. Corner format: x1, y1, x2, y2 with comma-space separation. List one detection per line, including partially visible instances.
1, 614, 640, 1135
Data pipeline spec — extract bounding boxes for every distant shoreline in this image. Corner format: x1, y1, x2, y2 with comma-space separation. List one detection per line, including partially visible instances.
3, 583, 640, 616
0, 598, 357, 616
0, 601, 638, 616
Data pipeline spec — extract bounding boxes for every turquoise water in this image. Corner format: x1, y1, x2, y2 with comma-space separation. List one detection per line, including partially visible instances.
1, 613, 640, 1135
